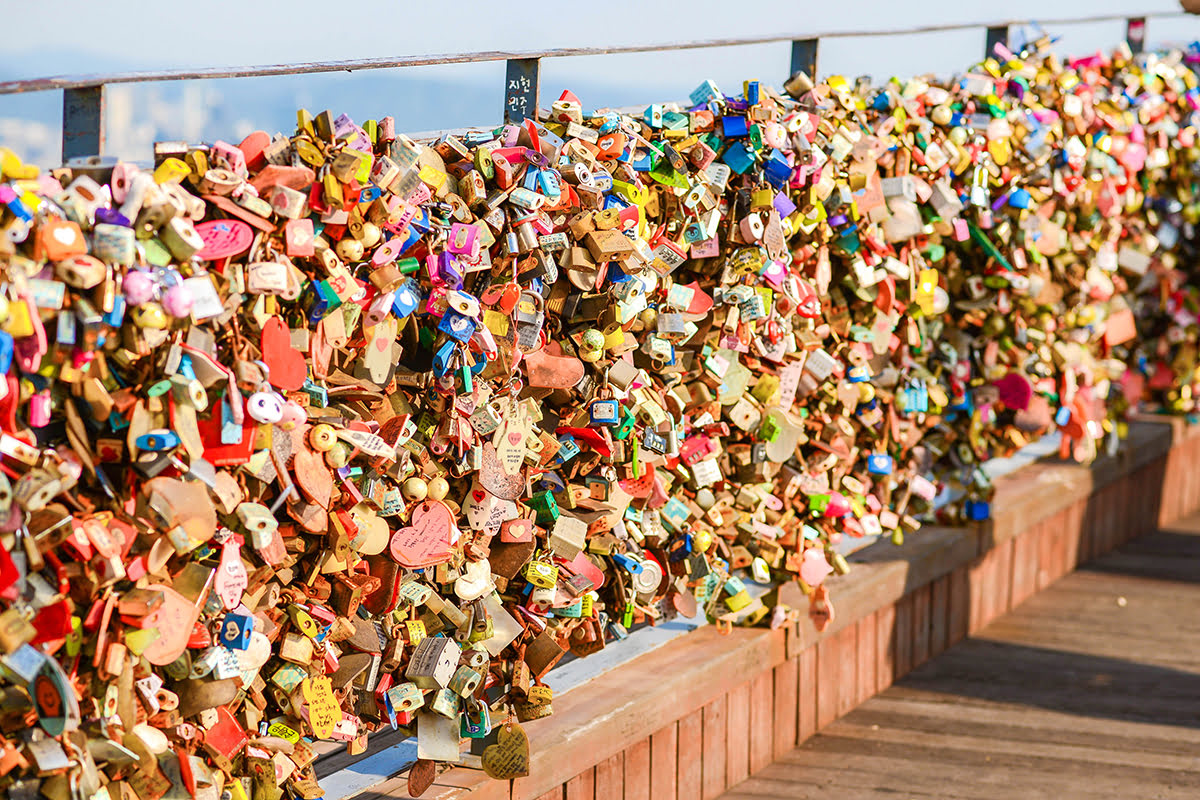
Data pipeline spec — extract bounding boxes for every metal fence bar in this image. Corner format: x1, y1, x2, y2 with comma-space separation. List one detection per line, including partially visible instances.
504, 58, 541, 123
0, 12, 1175, 160
62, 85, 104, 160
0, 12, 1185, 96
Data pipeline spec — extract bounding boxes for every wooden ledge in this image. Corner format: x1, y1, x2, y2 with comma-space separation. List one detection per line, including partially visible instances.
368, 417, 1197, 800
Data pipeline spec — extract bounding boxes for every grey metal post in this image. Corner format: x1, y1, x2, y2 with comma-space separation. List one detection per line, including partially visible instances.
984, 25, 1008, 60
1126, 17, 1146, 54
62, 85, 105, 161
790, 38, 819, 79
504, 58, 540, 124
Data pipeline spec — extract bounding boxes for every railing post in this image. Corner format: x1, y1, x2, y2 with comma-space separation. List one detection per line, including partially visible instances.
504, 58, 540, 124
1126, 16, 1146, 54
62, 85, 105, 161
790, 38, 819, 79
984, 25, 1008, 60
784, 38, 819, 98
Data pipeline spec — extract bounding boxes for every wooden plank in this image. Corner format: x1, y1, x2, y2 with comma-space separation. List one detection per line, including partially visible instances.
748, 670, 773, 774
649, 723, 677, 800
725, 683, 750, 786
623, 738, 650, 800
893, 593, 913, 678
564, 769, 594, 800
700, 698, 726, 800
875, 602, 895, 692
797, 644, 818, 743
1009, 522, 1039, 609
773, 658, 798, 759
593, 752, 622, 800
815, 633, 840, 730
994, 537, 1014, 620
1159, 450, 1178, 527
910, 585, 931, 668
677, 708, 703, 800
506, 623, 784, 800
947, 566, 969, 646
531, 790, 562, 800
836, 622, 858, 719
855, 611, 877, 705
928, 575, 948, 658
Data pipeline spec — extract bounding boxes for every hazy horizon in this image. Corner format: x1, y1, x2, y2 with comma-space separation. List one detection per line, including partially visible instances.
3, 0, 1200, 165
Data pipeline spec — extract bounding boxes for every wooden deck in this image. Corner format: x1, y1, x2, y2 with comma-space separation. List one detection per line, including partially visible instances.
718, 513, 1200, 800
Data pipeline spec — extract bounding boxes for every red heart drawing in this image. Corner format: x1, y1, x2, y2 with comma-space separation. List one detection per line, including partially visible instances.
262, 316, 307, 391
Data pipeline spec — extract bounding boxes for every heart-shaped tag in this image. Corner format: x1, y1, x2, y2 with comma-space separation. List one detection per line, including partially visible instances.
523, 340, 585, 389
481, 721, 530, 780
479, 443, 525, 501
141, 583, 201, 666
389, 500, 456, 568
261, 316, 307, 391
292, 445, 333, 509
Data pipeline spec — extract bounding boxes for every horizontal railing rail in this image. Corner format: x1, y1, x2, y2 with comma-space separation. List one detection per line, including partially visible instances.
0, 13, 1179, 161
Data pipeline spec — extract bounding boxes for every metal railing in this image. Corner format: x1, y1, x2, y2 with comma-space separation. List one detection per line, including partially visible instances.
0, 13, 1180, 161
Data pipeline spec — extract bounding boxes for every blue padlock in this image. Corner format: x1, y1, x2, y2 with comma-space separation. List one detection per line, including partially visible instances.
589, 397, 620, 426
432, 340, 457, 378
136, 429, 181, 452
217, 613, 253, 650
867, 454, 894, 475
723, 141, 756, 174
438, 309, 476, 343
689, 79, 721, 106
722, 115, 749, 138
555, 435, 580, 464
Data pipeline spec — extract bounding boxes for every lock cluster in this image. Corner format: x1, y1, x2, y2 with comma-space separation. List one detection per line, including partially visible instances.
0, 31, 1195, 800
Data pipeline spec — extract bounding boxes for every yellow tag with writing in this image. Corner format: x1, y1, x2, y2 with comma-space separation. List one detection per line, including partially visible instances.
301, 675, 343, 739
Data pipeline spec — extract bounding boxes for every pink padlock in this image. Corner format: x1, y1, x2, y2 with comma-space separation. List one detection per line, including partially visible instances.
123, 271, 156, 305
109, 162, 140, 204
210, 140, 248, 178
161, 283, 194, 318
28, 391, 51, 428
277, 400, 307, 431
363, 292, 395, 327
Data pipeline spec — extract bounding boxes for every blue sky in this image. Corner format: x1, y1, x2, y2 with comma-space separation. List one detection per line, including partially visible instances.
3, 0, 1200, 163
